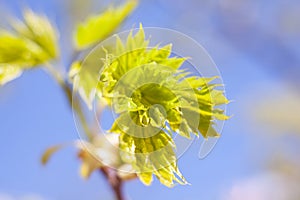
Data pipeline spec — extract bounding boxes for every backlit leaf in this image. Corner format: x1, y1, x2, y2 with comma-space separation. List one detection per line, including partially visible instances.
74, 0, 138, 49
0, 65, 22, 85
104, 26, 229, 186
13, 10, 59, 59
137, 172, 153, 185
0, 10, 59, 86
74, 25, 229, 186
0, 32, 46, 66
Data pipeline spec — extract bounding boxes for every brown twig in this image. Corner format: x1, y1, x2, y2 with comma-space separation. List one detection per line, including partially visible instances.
100, 167, 124, 200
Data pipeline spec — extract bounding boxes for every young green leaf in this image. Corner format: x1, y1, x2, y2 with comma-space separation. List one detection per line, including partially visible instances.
0, 32, 46, 66
74, 0, 138, 49
13, 10, 59, 59
71, 46, 109, 108
99, 26, 228, 186
0, 10, 59, 85
73, 25, 229, 186
0, 65, 22, 85
117, 126, 188, 187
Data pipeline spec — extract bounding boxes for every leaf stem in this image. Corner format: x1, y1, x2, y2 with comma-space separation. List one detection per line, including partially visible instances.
44, 61, 126, 200
44, 63, 94, 141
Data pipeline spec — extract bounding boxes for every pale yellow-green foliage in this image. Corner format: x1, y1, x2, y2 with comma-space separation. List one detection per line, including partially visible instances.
0, 3, 229, 188
71, 25, 229, 187
0, 10, 59, 85
74, 0, 138, 49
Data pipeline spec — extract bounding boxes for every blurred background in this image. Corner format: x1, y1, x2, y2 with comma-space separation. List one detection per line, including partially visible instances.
0, 0, 300, 199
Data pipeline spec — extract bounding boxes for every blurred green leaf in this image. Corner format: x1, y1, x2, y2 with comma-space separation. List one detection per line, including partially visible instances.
13, 10, 59, 59
0, 10, 59, 85
0, 32, 46, 66
0, 65, 22, 85
71, 45, 110, 108
74, 0, 138, 49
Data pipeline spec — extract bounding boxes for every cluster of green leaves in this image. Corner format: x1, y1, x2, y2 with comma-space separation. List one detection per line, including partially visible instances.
0, 10, 59, 85
73, 26, 229, 186
0, 0, 137, 86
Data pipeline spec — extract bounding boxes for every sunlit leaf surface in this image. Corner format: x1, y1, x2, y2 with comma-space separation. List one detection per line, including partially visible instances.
95, 26, 229, 186
74, 0, 138, 49
0, 10, 59, 85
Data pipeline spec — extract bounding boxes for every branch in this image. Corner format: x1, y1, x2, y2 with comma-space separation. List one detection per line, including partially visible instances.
100, 167, 124, 200
44, 63, 94, 141
44, 62, 126, 200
